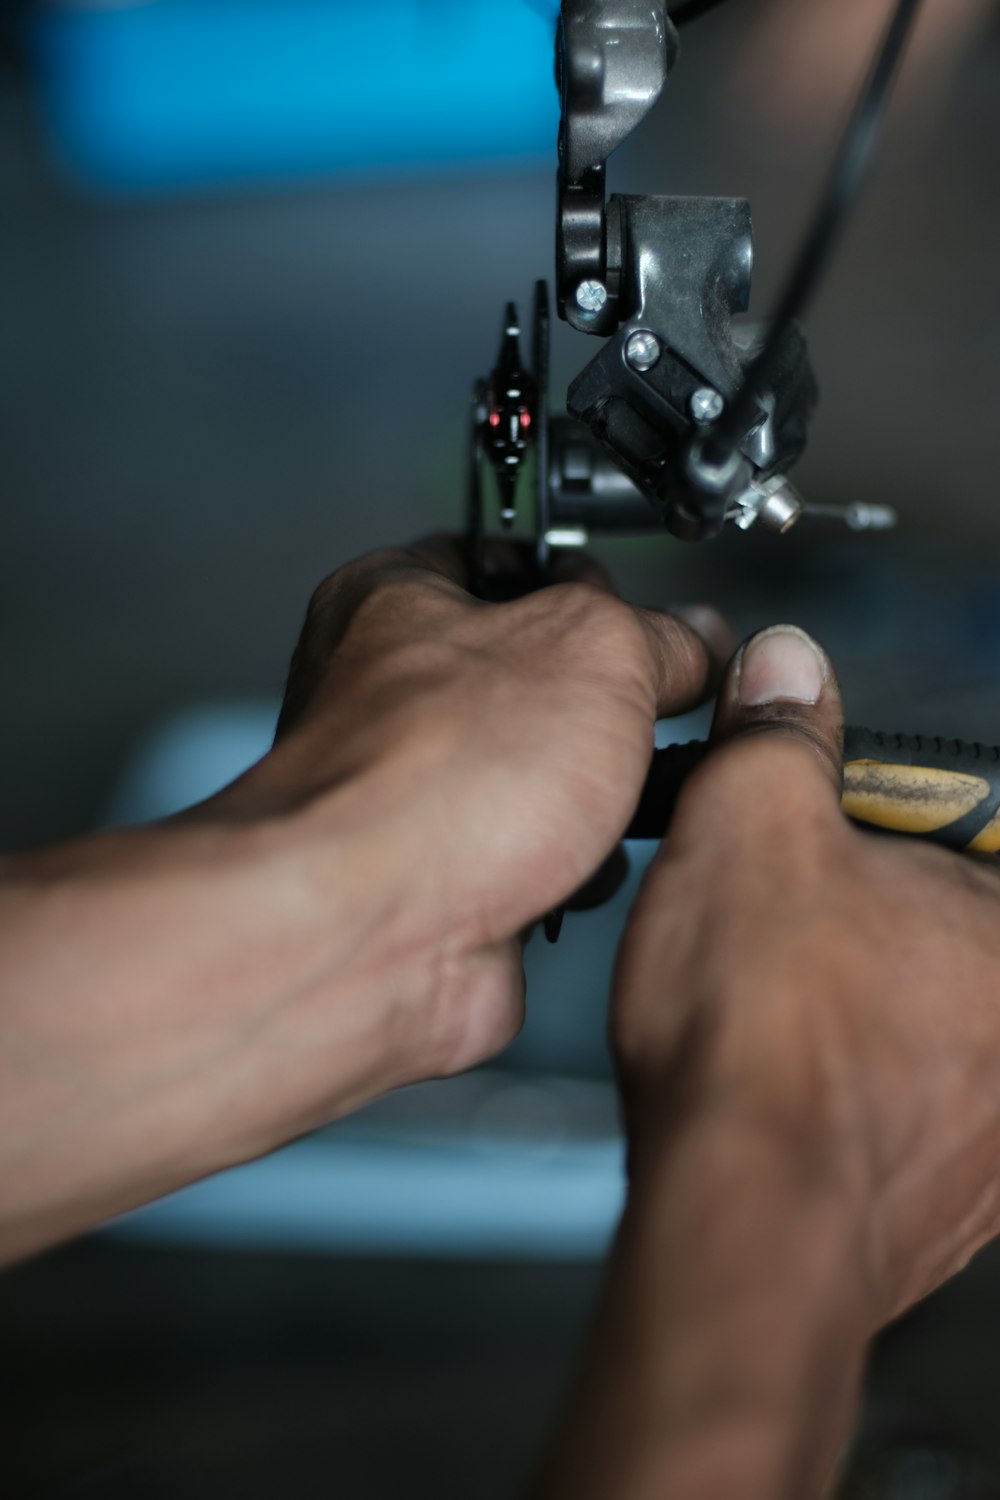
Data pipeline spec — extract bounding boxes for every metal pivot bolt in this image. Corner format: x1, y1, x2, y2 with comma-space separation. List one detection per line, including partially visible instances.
575, 280, 608, 315
625, 330, 660, 372
690, 387, 724, 424
733, 475, 804, 534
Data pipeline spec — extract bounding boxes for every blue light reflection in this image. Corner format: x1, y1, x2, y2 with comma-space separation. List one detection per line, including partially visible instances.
31, 0, 560, 192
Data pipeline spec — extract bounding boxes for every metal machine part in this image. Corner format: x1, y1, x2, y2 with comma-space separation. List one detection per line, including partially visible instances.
462, 0, 993, 938
469, 284, 553, 589
467, 0, 915, 562
469, 0, 820, 552
565, 194, 817, 540
553, 0, 819, 540
468, 294, 888, 570
478, 304, 538, 526
556, 0, 677, 337
548, 417, 655, 534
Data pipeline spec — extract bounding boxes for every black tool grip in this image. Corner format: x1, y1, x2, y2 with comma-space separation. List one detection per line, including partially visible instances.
842, 727, 1000, 770
626, 727, 1000, 852
625, 741, 707, 840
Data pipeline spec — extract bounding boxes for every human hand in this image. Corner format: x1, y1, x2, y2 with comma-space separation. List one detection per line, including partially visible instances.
614, 624, 1000, 1329
217, 537, 730, 1090
0, 538, 731, 1264
539, 625, 1000, 1499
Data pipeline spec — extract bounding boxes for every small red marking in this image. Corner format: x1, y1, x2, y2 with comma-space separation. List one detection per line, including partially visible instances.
488, 411, 501, 428
519, 411, 532, 429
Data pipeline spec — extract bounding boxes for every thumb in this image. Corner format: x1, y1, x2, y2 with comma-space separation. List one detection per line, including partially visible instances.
712, 624, 844, 789
671, 624, 845, 849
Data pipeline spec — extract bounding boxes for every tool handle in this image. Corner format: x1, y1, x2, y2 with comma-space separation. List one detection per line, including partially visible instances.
842, 728, 1000, 852
626, 727, 1000, 852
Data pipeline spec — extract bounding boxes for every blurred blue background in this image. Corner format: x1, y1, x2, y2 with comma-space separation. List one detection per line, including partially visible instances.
31, 0, 560, 190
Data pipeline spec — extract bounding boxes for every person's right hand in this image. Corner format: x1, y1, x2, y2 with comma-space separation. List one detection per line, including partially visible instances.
538, 625, 1000, 1500
616, 623, 1000, 1327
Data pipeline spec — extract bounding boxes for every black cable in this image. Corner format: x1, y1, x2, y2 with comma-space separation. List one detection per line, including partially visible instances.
703, 0, 923, 465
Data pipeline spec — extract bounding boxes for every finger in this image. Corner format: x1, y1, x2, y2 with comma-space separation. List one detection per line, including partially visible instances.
656, 625, 845, 862
669, 604, 738, 665
635, 604, 736, 718
307, 542, 472, 633
276, 542, 475, 737
710, 624, 844, 802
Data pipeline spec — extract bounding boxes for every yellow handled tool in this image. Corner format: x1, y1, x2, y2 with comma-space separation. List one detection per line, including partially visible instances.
626, 728, 1000, 852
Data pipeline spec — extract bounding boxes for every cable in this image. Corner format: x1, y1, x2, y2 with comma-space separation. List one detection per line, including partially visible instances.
703, 0, 924, 465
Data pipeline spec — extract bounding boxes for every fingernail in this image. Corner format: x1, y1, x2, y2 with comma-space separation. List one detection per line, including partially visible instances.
737, 625, 826, 706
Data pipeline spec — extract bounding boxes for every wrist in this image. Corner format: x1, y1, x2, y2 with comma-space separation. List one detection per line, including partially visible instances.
221, 721, 513, 1080
637, 1120, 871, 1497
541, 1116, 874, 1500
178, 777, 457, 1157
0, 783, 439, 1261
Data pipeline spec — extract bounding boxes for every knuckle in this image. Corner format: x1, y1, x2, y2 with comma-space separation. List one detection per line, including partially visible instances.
348, 568, 464, 637
305, 570, 345, 620
543, 583, 647, 662
352, 572, 420, 619
305, 550, 400, 621
550, 580, 621, 624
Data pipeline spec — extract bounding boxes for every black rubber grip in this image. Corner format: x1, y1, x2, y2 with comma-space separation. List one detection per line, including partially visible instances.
626, 740, 707, 840
625, 727, 1000, 850
843, 727, 1000, 771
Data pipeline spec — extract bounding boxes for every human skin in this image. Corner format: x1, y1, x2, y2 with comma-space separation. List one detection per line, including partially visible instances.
534, 625, 1000, 1500
0, 540, 726, 1265
8, 544, 1000, 1499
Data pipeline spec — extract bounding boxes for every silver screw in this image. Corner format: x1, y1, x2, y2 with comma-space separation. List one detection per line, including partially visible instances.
690, 387, 724, 424
625, 330, 660, 372
575, 280, 608, 315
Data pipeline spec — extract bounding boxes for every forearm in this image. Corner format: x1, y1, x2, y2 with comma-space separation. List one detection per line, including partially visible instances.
0, 788, 429, 1265
535, 1118, 872, 1500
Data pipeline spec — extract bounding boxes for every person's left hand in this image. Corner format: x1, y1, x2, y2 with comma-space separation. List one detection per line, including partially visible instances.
0, 537, 731, 1264
209, 538, 730, 1096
